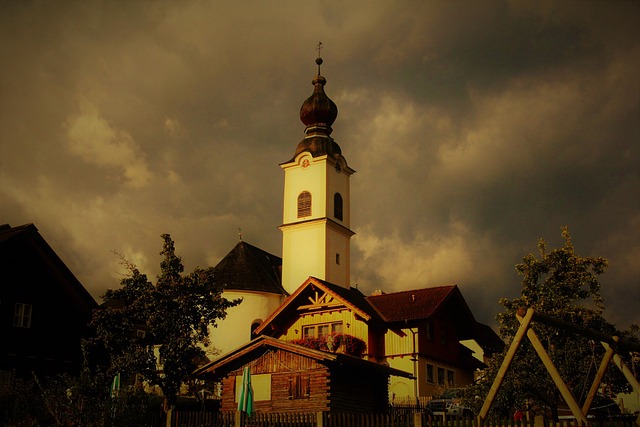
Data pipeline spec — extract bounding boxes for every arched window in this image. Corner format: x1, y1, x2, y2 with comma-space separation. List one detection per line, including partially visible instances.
297, 191, 311, 217
334, 193, 343, 221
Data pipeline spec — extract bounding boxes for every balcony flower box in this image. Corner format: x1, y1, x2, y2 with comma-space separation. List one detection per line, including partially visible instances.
290, 333, 366, 358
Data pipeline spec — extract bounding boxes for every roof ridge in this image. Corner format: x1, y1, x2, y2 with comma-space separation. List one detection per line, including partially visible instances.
367, 284, 457, 298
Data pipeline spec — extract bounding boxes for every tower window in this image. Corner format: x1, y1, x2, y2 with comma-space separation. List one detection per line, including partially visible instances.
297, 191, 311, 217
336, 253, 340, 265
334, 193, 343, 221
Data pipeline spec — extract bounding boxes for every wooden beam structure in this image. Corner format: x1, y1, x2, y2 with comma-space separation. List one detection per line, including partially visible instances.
477, 307, 640, 427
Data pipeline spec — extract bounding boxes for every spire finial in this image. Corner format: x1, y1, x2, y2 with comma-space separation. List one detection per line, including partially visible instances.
238, 227, 243, 241
316, 41, 323, 75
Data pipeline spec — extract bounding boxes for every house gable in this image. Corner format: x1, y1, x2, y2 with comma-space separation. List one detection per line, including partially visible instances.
0, 223, 98, 377
254, 277, 380, 345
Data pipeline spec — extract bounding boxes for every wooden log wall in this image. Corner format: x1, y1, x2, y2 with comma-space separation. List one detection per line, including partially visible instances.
219, 349, 330, 413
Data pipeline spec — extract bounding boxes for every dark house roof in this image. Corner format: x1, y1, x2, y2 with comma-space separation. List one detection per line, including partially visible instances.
0, 223, 97, 314
0, 223, 98, 376
213, 241, 287, 295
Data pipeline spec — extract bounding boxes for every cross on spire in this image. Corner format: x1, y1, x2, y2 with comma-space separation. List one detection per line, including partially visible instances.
316, 42, 323, 75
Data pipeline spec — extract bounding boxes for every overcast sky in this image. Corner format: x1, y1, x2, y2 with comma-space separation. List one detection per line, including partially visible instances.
1, 0, 638, 330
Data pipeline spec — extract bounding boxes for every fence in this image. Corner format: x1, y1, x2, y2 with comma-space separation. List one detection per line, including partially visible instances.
161, 409, 638, 427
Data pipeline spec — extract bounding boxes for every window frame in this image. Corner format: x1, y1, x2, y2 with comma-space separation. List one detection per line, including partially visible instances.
437, 367, 446, 386
288, 373, 310, 400
447, 369, 455, 387
13, 303, 32, 328
440, 325, 448, 346
426, 363, 435, 384
301, 322, 344, 338
297, 191, 312, 218
334, 193, 343, 221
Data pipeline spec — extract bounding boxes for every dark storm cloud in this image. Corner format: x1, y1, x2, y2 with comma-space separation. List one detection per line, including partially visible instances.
1, 0, 638, 330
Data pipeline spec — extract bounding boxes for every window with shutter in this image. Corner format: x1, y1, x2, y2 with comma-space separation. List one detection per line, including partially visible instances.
297, 191, 311, 217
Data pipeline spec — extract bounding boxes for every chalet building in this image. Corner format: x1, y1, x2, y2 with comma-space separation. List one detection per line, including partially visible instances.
194, 336, 412, 413
0, 223, 98, 385
198, 55, 502, 411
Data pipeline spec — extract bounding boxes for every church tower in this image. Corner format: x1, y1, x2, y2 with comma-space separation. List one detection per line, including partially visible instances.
279, 57, 355, 294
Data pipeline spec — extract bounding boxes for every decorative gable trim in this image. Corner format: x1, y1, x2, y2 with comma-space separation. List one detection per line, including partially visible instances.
254, 277, 371, 337
299, 289, 339, 310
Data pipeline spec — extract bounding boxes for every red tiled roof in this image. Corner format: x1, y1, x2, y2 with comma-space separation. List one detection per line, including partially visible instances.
366, 285, 461, 322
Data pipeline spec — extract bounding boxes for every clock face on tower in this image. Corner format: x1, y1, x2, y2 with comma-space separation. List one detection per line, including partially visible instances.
335, 162, 342, 173
301, 158, 310, 169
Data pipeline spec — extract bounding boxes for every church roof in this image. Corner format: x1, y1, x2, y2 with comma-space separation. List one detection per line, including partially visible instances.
213, 240, 286, 295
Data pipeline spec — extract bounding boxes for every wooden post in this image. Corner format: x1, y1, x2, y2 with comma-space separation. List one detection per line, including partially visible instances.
582, 340, 615, 415
533, 415, 544, 427
234, 410, 242, 427
316, 411, 323, 427
607, 342, 640, 393
165, 406, 173, 427
606, 342, 640, 427
477, 308, 535, 425
523, 320, 588, 426
414, 412, 423, 427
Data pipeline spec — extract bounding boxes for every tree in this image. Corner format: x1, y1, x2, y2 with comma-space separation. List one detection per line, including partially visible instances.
90, 234, 241, 416
466, 227, 639, 419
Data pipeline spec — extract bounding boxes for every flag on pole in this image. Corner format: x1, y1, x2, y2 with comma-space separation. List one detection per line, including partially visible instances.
237, 366, 254, 416
110, 373, 120, 398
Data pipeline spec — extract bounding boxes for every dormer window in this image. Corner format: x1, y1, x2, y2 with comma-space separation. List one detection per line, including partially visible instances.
297, 191, 311, 217
334, 193, 343, 221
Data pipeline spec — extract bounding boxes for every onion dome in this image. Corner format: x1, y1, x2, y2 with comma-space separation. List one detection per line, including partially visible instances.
286, 57, 343, 162
299, 57, 338, 136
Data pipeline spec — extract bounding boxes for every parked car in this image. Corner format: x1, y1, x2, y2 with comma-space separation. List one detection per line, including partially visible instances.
427, 389, 473, 418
